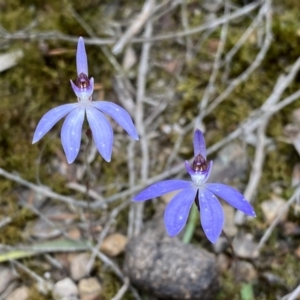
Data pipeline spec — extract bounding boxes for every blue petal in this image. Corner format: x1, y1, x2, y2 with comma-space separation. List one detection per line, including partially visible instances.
194, 129, 206, 159
164, 187, 197, 236
133, 180, 192, 201
32, 103, 78, 144
92, 101, 139, 140
185, 161, 195, 175
86, 106, 113, 162
198, 187, 224, 243
61, 107, 85, 164
206, 183, 256, 217
76, 37, 88, 75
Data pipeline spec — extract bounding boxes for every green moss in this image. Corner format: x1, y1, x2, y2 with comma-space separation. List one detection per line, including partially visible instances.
272, 254, 300, 288
101, 271, 135, 300
27, 288, 52, 300
216, 272, 242, 300
0, 204, 36, 244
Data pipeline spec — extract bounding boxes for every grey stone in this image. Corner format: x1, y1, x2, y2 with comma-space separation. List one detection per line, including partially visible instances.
0, 267, 18, 295
124, 222, 219, 300
78, 277, 102, 300
52, 277, 79, 300
70, 252, 90, 281
6, 286, 29, 300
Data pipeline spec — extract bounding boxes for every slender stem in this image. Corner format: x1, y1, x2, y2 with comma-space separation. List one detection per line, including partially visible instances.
182, 204, 198, 243
84, 133, 94, 239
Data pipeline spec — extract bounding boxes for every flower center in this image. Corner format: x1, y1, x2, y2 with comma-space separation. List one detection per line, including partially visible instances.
76, 73, 90, 89
192, 154, 207, 173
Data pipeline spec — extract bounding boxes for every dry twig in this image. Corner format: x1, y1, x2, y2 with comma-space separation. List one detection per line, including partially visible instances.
256, 187, 300, 252
198, 0, 272, 120
113, 0, 155, 54
130, 7, 153, 236
281, 284, 300, 300
234, 118, 268, 225
0, 1, 261, 45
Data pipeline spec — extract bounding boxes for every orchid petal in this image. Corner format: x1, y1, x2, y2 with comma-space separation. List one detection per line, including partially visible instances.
133, 180, 192, 201
206, 183, 256, 216
164, 187, 197, 236
32, 103, 78, 144
76, 37, 88, 75
185, 161, 195, 176
86, 106, 113, 162
61, 107, 85, 164
198, 187, 224, 243
92, 101, 139, 140
194, 129, 206, 158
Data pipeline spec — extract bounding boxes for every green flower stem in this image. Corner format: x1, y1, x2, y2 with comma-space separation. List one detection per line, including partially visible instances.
182, 204, 198, 243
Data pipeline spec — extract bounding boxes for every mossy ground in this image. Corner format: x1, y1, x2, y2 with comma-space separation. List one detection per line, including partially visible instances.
1, 0, 300, 299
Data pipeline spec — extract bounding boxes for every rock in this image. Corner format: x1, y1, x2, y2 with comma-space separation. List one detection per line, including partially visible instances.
292, 108, 300, 124
25, 219, 62, 240
6, 286, 29, 300
209, 142, 248, 184
217, 254, 230, 274
233, 234, 258, 259
223, 205, 238, 237
234, 261, 257, 282
291, 163, 300, 187
52, 278, 79, 300
100, 233, 127, 257
0, 50, 23, 72
70, 253, 90, 281
25, 204, 78, 240
78, 277, 102, 300
261, 197, 287, 224
0, 267, 18, 294
262, 272, 285, 285
213, 236, 228, 254
295, 245, 300, 258
124, 222, 219, 300
66, 227, 81, 240
284, 109, 300, 156
282, 221, 300, 236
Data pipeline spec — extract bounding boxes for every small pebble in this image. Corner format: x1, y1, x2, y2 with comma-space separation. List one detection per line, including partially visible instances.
100, 233, 127, 257
78, 277, 102, 300
52, 277, 79, 300
6, 286, 29, 300
70, 252, 90, 281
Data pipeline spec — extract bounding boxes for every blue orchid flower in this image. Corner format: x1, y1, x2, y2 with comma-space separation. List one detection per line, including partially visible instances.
32, 37, 139, 164
133, 130, 256, 243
